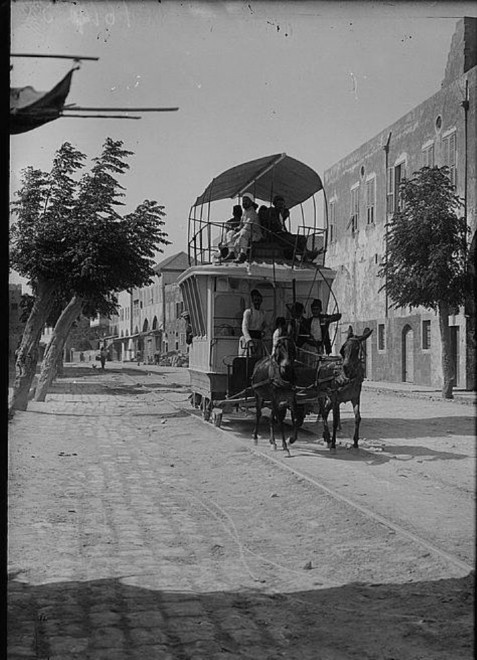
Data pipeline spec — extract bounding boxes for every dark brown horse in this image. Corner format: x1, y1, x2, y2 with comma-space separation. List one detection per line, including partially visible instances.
251, 335, 298, 455
317, 326, 373, 452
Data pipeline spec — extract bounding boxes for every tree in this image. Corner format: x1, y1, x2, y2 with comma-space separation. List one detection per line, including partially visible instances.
10, 147, 85, 412
379, 166, 468, 398
10, 138, 170, 411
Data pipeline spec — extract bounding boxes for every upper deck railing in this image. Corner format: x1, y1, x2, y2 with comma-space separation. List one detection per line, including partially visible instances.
188, 217, 327, 268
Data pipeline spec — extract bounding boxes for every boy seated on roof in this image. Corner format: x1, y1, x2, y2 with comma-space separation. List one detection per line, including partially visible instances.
218, 204, 242, 260
263, 195, 318, 261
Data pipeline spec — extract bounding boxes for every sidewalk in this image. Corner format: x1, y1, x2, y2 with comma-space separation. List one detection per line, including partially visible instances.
363, 378, 476, 405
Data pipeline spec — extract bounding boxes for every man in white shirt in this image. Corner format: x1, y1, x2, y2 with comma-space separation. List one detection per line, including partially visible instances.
238, 289, 268, 356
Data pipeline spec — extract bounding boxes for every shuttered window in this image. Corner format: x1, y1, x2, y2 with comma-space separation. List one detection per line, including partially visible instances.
443, 132, 457, 187
329, 200, 335, 243
422, 320, 431, 350
422, 143, 435, 168
386, 167, 394, 214
366, 177, 376, 224
350, 185, 359, 233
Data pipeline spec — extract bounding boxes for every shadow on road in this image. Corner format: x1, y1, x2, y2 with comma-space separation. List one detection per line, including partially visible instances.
290, 441, 467, 465
299, 416, 474, 442
7, 572, 474, 658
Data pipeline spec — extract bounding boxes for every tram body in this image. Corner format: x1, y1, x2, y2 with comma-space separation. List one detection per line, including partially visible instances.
178, 153, 338, 421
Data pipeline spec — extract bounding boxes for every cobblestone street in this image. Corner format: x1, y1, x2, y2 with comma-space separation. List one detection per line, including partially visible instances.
7, 364, 475, 659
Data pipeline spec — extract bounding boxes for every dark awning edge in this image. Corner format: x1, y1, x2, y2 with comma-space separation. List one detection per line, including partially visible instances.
193, 153, 323, 210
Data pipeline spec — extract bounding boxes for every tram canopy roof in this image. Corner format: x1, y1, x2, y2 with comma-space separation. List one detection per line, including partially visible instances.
193, 153, 323, 209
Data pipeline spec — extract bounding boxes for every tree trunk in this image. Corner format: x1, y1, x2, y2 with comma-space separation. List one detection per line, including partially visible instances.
9, 279, 58, 413
35, 296, 84, 402
438, 300, 454, 399
55, 351, 64, 379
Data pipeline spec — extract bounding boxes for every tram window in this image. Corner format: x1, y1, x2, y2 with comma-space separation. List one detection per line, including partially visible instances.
181, 277, 206, 336
214, 294, 242, 337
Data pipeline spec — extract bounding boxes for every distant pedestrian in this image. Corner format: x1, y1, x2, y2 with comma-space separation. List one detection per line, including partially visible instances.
99, 346, 108, 370
136, 349, 143, 366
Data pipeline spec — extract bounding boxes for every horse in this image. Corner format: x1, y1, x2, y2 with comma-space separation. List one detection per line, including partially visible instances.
251, 335, 298, 455
316, 326, 373, 452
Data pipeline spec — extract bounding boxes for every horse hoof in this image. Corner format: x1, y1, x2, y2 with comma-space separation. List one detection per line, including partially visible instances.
329, 446, 337, 454
288, 437, 297, 445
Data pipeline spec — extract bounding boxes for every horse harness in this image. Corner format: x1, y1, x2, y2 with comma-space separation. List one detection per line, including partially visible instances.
252, 338, 296, 391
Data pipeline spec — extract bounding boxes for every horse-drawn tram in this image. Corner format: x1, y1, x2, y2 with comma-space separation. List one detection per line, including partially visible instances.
178, 153, 339, 430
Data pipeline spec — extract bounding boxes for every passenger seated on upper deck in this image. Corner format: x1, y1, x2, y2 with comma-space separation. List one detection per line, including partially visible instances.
227, 193, 262, 264
219, 204, 242, 260
264, 195, 318, 262
267, 195, 291, 235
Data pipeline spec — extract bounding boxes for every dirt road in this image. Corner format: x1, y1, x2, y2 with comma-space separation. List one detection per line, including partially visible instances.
8, 364, 475, 659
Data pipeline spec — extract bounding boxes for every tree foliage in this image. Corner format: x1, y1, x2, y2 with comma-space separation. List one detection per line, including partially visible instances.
9, 137, 170, 411
10, 138, 170, 303
379, 166, 467, 310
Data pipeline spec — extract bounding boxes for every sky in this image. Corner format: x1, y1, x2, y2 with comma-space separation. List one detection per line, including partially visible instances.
10, 0, 477, 288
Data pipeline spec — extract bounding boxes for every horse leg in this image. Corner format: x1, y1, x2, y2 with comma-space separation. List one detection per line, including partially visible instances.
269, 397, 277, 450
288, 395, 298, 447
274, 399, 291, 455
319, 397, 331, 446
253, 393, 262, 444
330, 400, 340, 453
351, 395, 361, 449
336, 405, 342, 431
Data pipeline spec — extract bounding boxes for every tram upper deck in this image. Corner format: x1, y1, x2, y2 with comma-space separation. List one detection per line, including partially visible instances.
178, 154, 338, 388
187, 153, 329, 269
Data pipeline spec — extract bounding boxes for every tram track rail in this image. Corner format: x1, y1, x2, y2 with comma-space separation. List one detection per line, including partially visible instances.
122, 370, 474, 576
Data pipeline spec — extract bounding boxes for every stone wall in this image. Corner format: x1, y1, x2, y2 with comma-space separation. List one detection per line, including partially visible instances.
324, 20, 476, 388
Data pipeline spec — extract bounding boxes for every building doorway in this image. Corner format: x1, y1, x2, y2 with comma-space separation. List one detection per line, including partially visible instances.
450, 325, 460, 387
402, 325, 414, 383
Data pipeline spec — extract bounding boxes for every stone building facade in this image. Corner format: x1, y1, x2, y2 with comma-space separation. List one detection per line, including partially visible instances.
112, 251, 189, 363
324, 17, 476, 389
